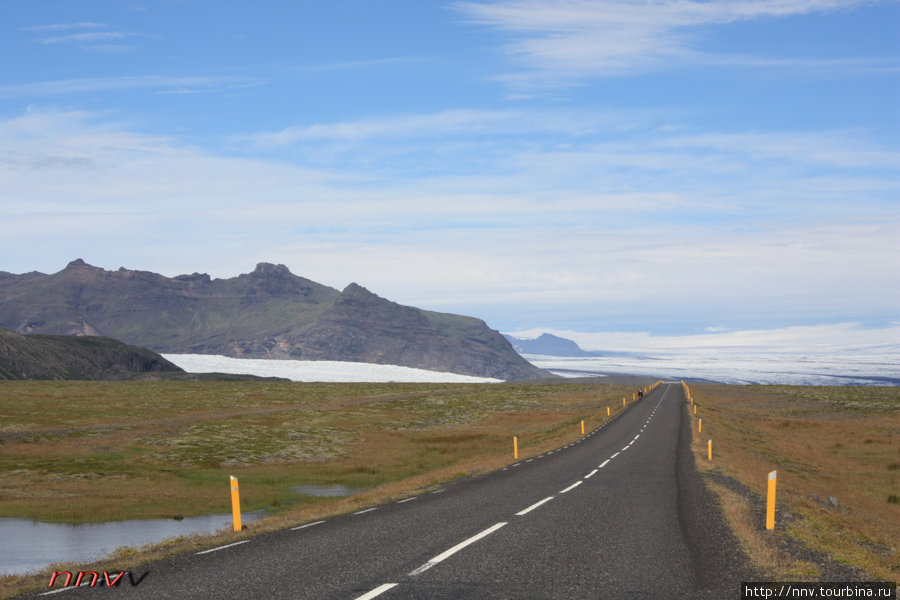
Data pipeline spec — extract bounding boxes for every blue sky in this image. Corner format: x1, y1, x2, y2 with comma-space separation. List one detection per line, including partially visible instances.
2, 0, 898, 348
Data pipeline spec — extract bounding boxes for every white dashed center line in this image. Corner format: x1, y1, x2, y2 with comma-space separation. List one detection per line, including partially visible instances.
409, 522, 508, 576
353, 583, 399, 600
516, 496, 555, 516
559, 480, 583, 494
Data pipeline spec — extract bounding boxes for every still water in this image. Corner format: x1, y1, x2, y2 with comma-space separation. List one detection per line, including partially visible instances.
1, 485, 363, 575
290, 484, 363, 497
0, 511, 266, 575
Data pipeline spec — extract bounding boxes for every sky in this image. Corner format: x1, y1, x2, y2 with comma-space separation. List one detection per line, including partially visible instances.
2, 0, 898, 351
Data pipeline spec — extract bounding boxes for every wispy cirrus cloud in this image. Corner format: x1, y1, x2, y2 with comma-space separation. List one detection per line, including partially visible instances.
23, 21, 149, 53
236, 107, 636, 147
36, 31, 129, 45
0, 75, 259, 99
452, 0, 887, 87
22, 22, 108, 32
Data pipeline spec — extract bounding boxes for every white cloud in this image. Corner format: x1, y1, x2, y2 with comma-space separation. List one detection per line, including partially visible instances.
236, 107, 637, 148
1, 108, 896, 332
453, 0, 884, 86
37, 31, 128, 45
0, 76, 252, 98
22, 23, 108, 32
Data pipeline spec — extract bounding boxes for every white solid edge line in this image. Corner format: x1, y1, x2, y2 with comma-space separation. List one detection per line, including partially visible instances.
516, 496, 555, 516
40, 585, 91, 596
291, 520, 326, 531
559, 480, 583, 494
354, 583, 399, 600
196, 540, 250, 555
409, 522, 507, 576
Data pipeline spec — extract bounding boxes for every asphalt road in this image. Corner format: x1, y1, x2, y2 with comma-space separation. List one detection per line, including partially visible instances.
31, 383, 755, 599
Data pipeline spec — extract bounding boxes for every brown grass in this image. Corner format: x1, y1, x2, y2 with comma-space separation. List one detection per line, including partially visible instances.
685, 383, 899, 582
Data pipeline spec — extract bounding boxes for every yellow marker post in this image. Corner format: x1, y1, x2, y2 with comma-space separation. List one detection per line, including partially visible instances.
694, 405, 697, 415
766, 470, 777, 530
607, 406, 610, 417
623, 397, 626, 407
514, 436, 518, 460
581, 420, 585, 435
698, 418, 702, 433
708, 439, 712, 461
230, 475, 241, 532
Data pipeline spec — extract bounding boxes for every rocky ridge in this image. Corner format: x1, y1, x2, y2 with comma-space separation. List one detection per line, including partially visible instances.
0, 260, 549, 380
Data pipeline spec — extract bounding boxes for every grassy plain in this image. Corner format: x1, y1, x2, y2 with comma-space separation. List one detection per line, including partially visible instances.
0, 380, 646, 524
686, 384, 899, 583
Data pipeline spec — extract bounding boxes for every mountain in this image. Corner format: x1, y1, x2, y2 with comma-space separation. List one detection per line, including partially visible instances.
503, 333, 631, 357
503, 333, 590, 356
0, 260, 550, 381
0, 326, 184, 380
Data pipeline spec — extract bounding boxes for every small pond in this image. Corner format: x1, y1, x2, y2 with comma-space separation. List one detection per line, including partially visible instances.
0, 510, 266, 576
290, 484, 364, 497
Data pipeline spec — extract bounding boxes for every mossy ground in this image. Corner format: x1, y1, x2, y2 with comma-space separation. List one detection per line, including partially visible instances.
0, 380, 643, 522
686, 384, 899, 583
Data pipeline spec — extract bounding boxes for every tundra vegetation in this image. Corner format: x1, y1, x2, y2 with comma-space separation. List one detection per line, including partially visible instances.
0, 379, 647, 597
1, 380, 644, 522
687, 384, 899, 584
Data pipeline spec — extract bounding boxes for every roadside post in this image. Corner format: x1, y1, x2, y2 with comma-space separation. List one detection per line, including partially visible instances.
708, 439, 712, 461
230, 476, 242, 532
766, 470, 777, 530
514, 436, 518, 460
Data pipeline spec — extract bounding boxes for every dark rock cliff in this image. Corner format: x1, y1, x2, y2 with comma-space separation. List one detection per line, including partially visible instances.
0, 260, 550, 380
0, 326, 184, 380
